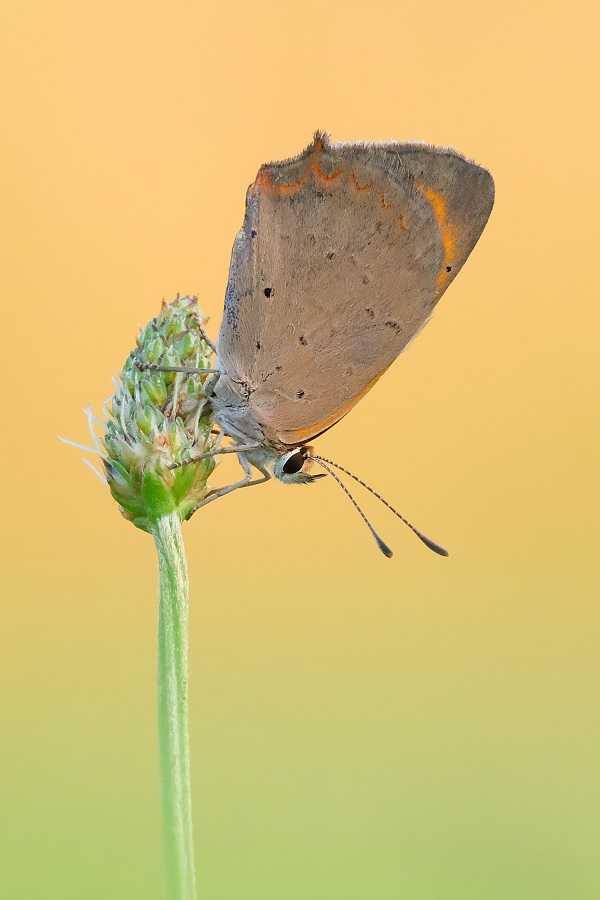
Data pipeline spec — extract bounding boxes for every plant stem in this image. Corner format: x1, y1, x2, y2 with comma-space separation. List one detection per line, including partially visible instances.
150, 513, 197, 900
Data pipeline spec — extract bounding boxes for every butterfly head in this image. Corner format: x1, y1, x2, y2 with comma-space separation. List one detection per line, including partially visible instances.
273, 446, 325, 484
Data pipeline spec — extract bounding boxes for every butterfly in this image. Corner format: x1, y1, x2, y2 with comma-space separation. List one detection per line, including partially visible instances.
158, 132, 494, 556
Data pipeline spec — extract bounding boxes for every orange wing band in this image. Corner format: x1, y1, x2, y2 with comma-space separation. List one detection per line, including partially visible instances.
413, 182, 458, 291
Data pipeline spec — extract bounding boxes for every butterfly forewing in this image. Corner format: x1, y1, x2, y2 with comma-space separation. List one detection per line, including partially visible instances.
216, 133, 493, 445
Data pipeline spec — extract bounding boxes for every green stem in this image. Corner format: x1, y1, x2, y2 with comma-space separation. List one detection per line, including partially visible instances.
150, 513, 197, 900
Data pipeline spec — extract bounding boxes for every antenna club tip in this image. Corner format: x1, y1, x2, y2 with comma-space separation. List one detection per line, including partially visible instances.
418, 534, 449, 557
430, 543, 449, 557
376, 538, 393, 558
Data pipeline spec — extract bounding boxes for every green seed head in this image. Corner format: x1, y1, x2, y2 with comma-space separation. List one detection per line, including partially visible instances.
100, 295, 219, 532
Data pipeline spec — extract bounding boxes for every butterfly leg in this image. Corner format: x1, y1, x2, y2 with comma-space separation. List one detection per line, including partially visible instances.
170, 443, 261, 471
184, 451, 269, 519
133, 358, 221, 399
191, 310, 218, 354
201, 371, 220, 398
135, 361, 220, 376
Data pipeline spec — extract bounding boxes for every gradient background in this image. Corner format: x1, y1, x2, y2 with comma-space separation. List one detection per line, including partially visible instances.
2, 1, 599, 897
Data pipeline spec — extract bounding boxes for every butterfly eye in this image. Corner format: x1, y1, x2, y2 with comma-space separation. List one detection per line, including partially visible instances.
282, 450, 305, 475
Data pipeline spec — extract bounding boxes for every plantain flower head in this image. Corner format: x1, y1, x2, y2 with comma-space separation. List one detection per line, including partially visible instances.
71, 295, 220, 532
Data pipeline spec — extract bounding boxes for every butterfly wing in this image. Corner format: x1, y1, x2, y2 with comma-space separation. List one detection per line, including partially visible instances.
375, 141, 495, 302
216, 133, 494, 446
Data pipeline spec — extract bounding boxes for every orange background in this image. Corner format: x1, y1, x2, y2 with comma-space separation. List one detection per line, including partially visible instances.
2, 1, 599, 897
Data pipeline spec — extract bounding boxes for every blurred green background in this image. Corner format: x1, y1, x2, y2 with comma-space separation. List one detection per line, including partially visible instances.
2, 0, 599, 897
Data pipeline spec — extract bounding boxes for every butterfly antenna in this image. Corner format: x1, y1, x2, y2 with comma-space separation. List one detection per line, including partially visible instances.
310, 455, 449, 557
309, 457, 393, 558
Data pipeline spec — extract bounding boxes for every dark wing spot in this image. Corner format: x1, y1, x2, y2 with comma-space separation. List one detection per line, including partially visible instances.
296, 390, 305, 399
385, 320, 402, 334
264, 287, 272, 298
251, 229, 257, 238
260, 365, 282, 383
299, 335, 308, 346
365, 308, 375, 319
256, 341, 261, 350
326, 251, 335, 260
445, 265, 452, 272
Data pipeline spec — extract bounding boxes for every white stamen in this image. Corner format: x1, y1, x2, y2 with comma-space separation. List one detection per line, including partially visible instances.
119, 394, 128, 436
191, 396, 206, 434
102, 395, 113, 420
84, 403, 105, 452
171, 372, 182, 419
83, 458, 108, 484
58, 435, 102, 454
